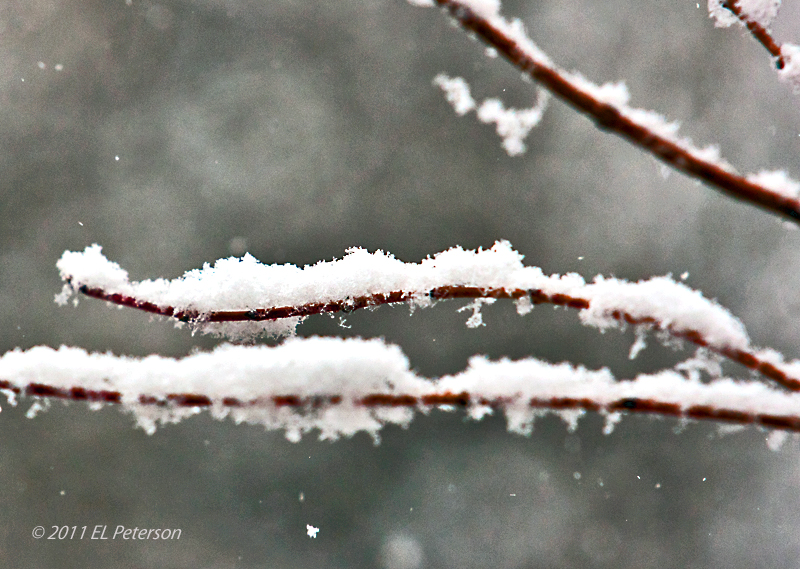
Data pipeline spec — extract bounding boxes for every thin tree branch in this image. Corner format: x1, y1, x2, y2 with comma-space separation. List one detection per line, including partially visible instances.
3, 378, 800, 433
430, 0, 800, 223
72, 280, 800, 393
722, 0, 785, 68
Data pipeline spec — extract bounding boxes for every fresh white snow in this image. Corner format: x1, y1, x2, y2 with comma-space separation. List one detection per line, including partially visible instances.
706, 1, 800, 91
778, 43, 800, 91
707, 0, 781, 29
746, 170, 800, 200
2, 339, 800, 441
419, 0, 800, 188
434, 74, 549, 156
56, 242, 753, 356
4, 237, 796, 442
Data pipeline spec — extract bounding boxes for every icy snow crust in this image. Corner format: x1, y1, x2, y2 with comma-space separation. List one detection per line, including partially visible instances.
57, 242, 751, 352
3, 339, 800, 441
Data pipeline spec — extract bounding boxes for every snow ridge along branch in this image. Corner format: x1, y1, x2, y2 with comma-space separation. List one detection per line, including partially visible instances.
423, 0, 800, 222
3, 341, 800, 441
57, 243, 800, 392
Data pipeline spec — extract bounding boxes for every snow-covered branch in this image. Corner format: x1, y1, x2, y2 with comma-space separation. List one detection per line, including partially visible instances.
2, 340, 800, 443
56, 243, 800, 392
710, 0, 800, 89
419, 0, 800, 222
7, 1, 800, 450
433, 73, 549, 156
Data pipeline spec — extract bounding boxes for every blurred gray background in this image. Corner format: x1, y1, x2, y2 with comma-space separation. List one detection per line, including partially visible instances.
2, 0, 800, 567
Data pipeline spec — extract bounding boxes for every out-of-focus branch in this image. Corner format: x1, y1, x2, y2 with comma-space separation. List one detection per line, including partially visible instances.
721, 0, 785, 68
429, 0, 800, 222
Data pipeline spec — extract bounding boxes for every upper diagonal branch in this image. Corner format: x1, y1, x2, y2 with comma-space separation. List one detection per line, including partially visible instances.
425, 0, 800, 222
2, 341, 800, 441
712, 0, 800, 91
721, 0, 785, 67
73, 279, 800, 392
57, 243, 800, 392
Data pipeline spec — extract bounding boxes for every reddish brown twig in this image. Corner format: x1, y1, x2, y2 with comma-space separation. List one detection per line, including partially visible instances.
75, 282, 800, 393
431, 0, 800, 223
3, 378, 800, 433
75, 282, 589, 322
722, 0, 786, 69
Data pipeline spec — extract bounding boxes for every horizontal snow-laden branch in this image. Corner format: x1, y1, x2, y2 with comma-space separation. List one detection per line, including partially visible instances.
2, 339, 800, 443
710, 0, 800, 89
414, 0, 800, 222
57, 242, 800, 391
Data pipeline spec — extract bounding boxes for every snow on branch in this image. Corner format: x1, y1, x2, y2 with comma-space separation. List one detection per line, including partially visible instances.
709, 0, 800, 90
57, 243, 800, 392
709, 0, 780, 30
433, 73, 549, 156
411, 0, 800, 222
2, 339, 800, 442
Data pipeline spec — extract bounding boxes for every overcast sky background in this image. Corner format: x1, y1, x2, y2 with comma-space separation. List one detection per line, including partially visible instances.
2, 1, 800, 567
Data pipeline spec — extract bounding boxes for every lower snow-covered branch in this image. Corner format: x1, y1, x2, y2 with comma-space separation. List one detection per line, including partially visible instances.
1, 339, 800, 443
